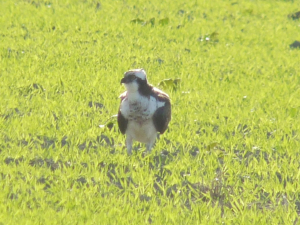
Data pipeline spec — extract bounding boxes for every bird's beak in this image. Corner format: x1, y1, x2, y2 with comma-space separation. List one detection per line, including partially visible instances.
120, 77, 128, 84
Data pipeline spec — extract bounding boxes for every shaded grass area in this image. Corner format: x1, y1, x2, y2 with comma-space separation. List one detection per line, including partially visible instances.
1, 0, 300, 224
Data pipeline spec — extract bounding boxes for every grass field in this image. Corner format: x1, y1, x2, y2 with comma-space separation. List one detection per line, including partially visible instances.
1, 0, 300, 224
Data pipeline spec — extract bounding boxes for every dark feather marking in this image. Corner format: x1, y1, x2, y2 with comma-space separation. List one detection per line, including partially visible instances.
137, 78, 153, 97
117, 94, 128, 134
117, 109, 128, 134
152, 88, 171, 134
153, 100, 171, 134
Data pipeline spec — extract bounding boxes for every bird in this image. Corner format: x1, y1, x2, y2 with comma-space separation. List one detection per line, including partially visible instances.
117, 68, 171, 154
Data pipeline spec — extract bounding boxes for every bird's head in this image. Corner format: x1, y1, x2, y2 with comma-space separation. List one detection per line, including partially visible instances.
121, 68, 148, 93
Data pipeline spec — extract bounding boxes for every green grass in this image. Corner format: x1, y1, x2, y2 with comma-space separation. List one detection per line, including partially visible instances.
1, 0, 300, 224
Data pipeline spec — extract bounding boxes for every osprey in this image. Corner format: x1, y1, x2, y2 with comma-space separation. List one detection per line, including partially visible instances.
117, 69, 171, 154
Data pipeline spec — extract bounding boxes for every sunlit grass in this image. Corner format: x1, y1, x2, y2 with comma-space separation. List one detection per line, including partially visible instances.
0, 0, 300, 224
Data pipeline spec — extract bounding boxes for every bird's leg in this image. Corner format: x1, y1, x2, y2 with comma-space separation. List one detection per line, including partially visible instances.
126, 136, 133, 155
146, 135, 157, 152
146, 143, 153, 152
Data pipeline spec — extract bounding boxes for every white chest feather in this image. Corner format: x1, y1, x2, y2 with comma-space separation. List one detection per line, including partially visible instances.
120, 93, 165, 123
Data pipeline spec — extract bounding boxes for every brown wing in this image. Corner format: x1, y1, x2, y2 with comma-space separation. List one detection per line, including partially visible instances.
151, 88, 171, 134
117, 92, 128, 134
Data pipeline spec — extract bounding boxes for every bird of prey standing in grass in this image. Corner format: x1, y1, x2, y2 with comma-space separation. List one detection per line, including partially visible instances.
117, 69, 171, 154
